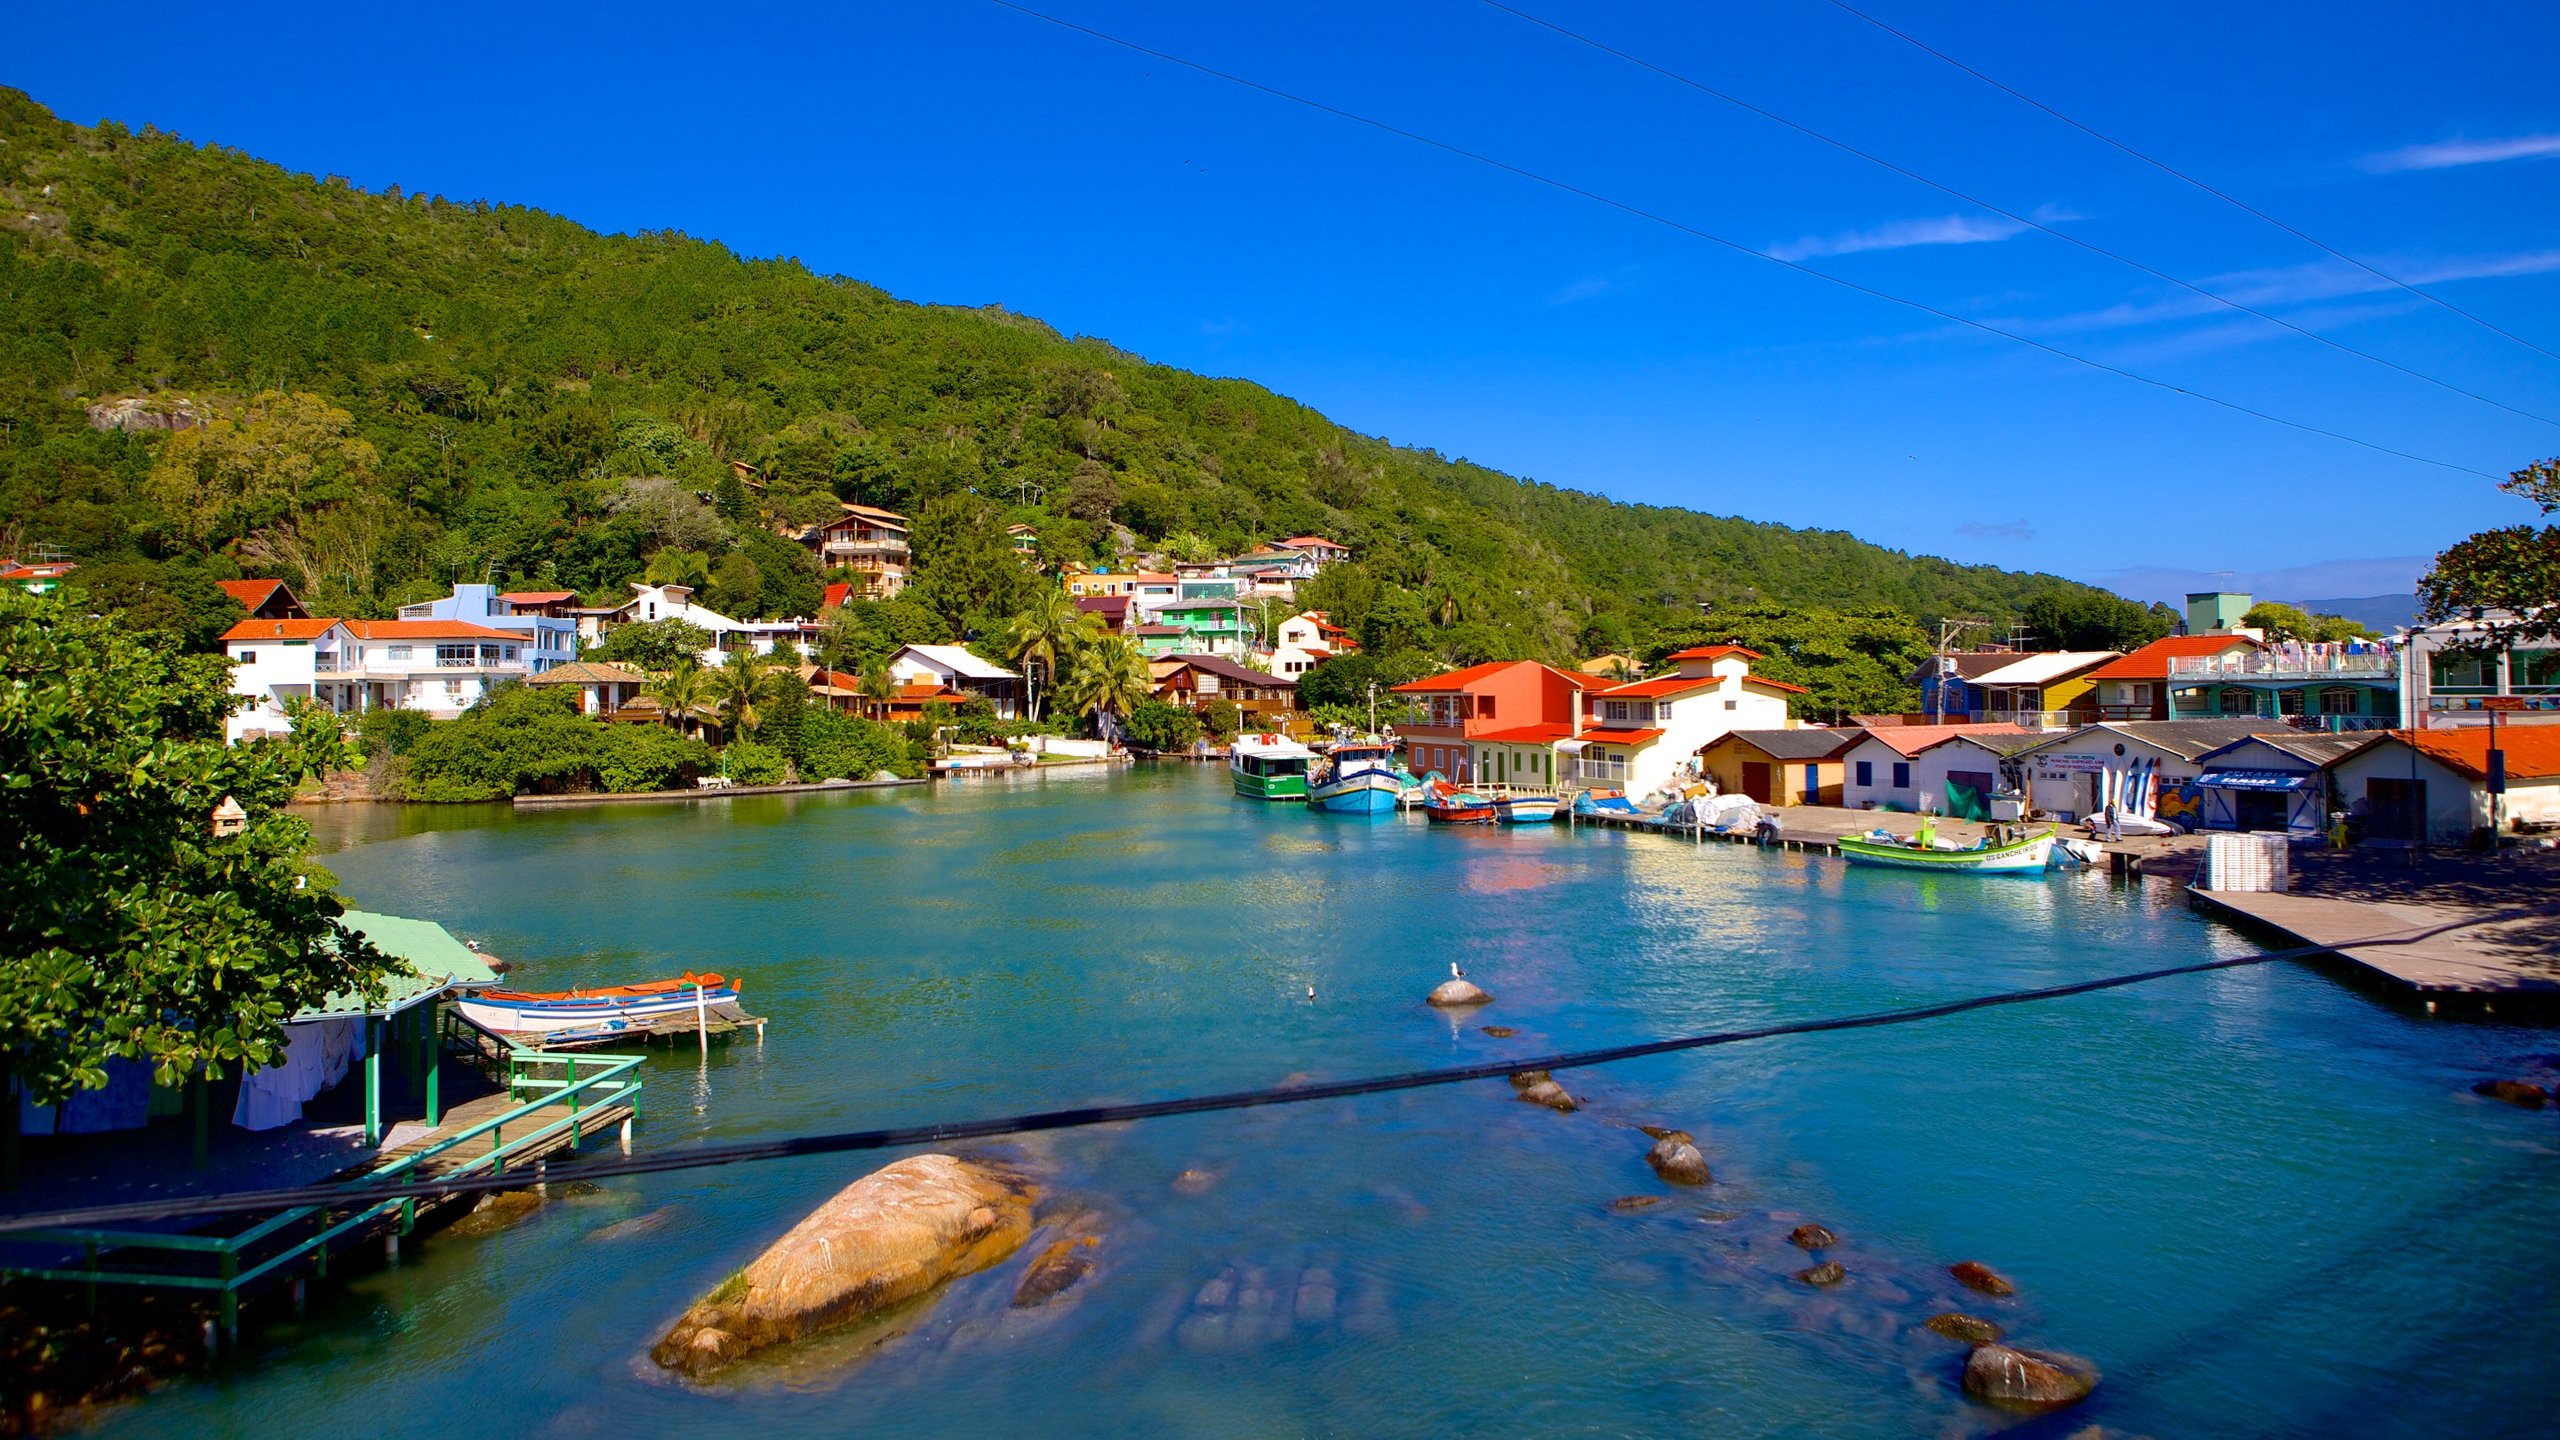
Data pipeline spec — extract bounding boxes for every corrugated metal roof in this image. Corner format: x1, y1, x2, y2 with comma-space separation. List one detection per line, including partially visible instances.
1969, 651, 2121, 687
299, 910, 501, 1021
1706, 728, 1857, 761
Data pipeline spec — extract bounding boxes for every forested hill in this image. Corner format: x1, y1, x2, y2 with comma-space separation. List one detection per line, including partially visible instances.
0, 88, 2121, 659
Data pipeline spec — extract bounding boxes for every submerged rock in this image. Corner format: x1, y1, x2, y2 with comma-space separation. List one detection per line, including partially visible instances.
1507, 1070, 1552, 1089
1789, 1223, 1838, 1250
1796, 1260, 1846, 1286
1517, 1080, 1577, 1112
1609, 1195, 1667, 1213
1011, 1236, 1099, 1308
1172, 1168, 1220, 1196
1428, 979, 1492, 1008
1926, 1312, 2005, 1344
1637, 1125, 1692, 1144
1963, 1343, 2099, 1411
2473, 1078, 2550, 1108
651, 1154, 1035, 1378
1645, 1137, 1711, 1186
1950, 1261, 2016, 1297
1480, 1025, 1518, 1038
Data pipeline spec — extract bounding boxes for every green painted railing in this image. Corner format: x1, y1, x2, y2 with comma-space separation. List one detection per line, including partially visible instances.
0, 1043, 644, 1337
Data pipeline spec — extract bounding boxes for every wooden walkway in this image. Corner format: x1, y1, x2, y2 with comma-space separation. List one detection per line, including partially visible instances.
2186, 888, 2560, 1003
369, 1088, 636, 1180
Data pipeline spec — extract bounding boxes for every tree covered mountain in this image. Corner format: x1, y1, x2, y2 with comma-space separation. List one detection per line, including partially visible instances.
0, 88, 2131, 666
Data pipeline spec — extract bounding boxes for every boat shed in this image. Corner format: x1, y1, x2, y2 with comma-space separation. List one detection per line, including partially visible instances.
246, 911, 503, 1143
2323, 724, 2560, 844
2191, 732, 2384, 835
2012, 719, 2273, 825
1698, 729, 1857, 805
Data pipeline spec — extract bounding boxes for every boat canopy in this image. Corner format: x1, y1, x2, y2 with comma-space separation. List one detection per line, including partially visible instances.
2198, 769, 2313, 792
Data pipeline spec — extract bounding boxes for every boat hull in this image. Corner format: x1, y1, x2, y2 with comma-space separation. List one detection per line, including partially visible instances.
1423, 798, 1497, 824
456, 987, 747, 1036
1493, 795, 1560, 824
1310, 772, 1403, 812
1839, 831, 2056, 873
1232, 771, 1309, 801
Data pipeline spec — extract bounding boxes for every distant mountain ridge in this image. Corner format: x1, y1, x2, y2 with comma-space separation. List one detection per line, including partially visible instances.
2295, 595, 2418, 633
0, 88, 2118, 657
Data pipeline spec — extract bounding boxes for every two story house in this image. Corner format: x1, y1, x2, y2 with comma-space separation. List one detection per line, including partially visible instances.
1569, 646, 1802, 797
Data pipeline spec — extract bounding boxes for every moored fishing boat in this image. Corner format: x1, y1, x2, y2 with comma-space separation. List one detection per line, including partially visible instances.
456, 972, 757, 1048
1491, 791, 1560, 824
1839, 821, 2057, 874
1230, 732, 1315, 801
1420, 778, 1497, 824
1309, 740, 1405, 813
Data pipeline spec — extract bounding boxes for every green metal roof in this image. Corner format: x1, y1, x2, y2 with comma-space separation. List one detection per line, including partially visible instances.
295, 909, 502, 1021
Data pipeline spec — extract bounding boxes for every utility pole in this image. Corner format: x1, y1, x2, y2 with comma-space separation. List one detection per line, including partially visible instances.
1930, 616, 1987, 726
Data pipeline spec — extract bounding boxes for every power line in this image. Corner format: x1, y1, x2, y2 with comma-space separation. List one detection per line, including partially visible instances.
0, 908, 2536, 1235
1819, 0, 2560, 367
1482, 0, 2560, 431
978, 1, 2498, 480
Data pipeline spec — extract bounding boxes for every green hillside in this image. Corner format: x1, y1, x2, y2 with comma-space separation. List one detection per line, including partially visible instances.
0, 88, 2128, 666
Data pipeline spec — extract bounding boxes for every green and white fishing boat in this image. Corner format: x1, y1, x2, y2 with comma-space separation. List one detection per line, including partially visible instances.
1839, 819, 2057, 874
1230, 732, 1315, 801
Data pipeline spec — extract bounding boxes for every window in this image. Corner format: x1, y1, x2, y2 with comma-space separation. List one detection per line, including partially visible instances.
2318, 686, 2358, 715
1605, 700, 1632, 722
238, 650, 256, 664
1891, 762, 1911, 790
2219, 687, 2257, 716
504, 646, 518, 662
1855, 760, 1873, 787
388, 645, 411, 661
436, 643, 475, 666
1724, 699, 1737, 710
1478, 694, 1496, 719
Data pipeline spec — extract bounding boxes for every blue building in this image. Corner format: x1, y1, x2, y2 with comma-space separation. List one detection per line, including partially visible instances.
396, 584, 579, 673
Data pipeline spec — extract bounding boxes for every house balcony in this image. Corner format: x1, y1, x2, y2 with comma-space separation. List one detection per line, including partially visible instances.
1980, 709, 2082, 730
824, 537, 910, 559
2168, 654, 2395, 683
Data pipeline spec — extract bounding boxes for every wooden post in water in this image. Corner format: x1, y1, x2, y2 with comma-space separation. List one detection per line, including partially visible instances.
695, 981, 709, 1058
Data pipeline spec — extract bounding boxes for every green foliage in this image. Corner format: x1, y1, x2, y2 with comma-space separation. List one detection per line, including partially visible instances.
593, 618, 711, 671
2019, 589, 2177, 652
2241, 601, 2370, 644
356, 705, 431, 759
70, 555, 247, 650
1646, 605, 1934, 722
593, 723, 713, 792
0, 586, 399, 1104
392, 684, 712, 797
1298, 650, 1438, 711
793, 706, 920, 780
2418, 460, 2560, 648
1121, 698, 1203, 751
0, 91, 2110, 661
1200, 698, 1243, 739
719, 739, 787, 785
952, 695, 1006, 745
1306, 703, 1370, 732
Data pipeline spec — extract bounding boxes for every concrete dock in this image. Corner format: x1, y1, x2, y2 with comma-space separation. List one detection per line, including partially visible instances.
2186, 888, 2560, 1003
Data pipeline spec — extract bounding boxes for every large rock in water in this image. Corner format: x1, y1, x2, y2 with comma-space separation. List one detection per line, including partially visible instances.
2473, 1078, 2550, 1108
1962, 1343, 2099, 1411
1644, 1136, 1711, 1185
1428, 979, 1492, 1008
652, 1155, 1035, 1377
1950, 1260, 2017, 1296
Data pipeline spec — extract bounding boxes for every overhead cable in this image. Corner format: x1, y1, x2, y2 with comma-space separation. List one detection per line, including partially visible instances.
1819, 0, 2560, 367
1483, 0, 2560, 431
0, 907, 2537, 1236
978, 1, 2498, 480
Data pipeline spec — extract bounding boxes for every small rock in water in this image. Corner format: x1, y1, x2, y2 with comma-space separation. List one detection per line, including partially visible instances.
1926, 1313, 2005, 1344
1427, 979, 1492, 1008
1480, 1025, 1518, 1038
1517, 1079, 1577, 1112
2473, 1078, 2550, 1108
1011, 1236, 1098, 1308
1172, 1168, 1219, 1195
1637, 1125, 1692, 1144
1293, 1270, 1338, 1324
1962, 1343, 2100, 1411
1789, 1223, 1838, 1250
1609, 1195, 1666, 1213
1645, 1137, 1711, 1186
1796, 1260, 1846, 1286
1507, 1070, 1552, 1090
1950, 1260, 2017, 1296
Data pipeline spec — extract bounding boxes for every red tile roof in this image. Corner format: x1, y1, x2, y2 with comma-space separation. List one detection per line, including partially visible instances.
222, 618, 341, 643
821, 582, 854, 610
1600, 676, 1720, 699
1847, 722, 2034, 758
1666, 644, 1763, 662
217, 578, 290, 608
1473, 723, 1579, 744
1579, 727, 1666, 746
1745, 676, 1810, 695
344, 619, 520, 641
2397, 725, 2560, 781
499, 590, 576, 603
2084, 636, 2259, 682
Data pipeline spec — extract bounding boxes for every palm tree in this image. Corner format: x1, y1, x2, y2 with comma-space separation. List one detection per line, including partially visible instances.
1606, 657, 1638, 684
857, 657, 895, 722
1006, 587, 1098, 723
709, 650, 785, 737
647, 660, 708, 738
1063, 634, 1154, 734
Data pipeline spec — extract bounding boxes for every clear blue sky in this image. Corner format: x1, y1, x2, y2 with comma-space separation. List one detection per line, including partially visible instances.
9, 1, 2557, 602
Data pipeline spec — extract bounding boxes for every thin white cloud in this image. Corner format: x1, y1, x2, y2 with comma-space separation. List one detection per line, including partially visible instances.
1985, 248, 2560, 338
2363, 133, 2560, 173
1766, 213, 2028, 263
1548, 275, 1615, 306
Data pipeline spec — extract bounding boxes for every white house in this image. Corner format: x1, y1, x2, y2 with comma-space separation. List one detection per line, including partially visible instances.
397, 583, 577, 673
1570, 646, 1801, 798
2010, 719, 2274, 825
2325, 726, 2560, 844
2393, 610, 2559, 729
223, 616, 537, 741
885, 644, 1024, 719
1901, 730, 2052, 818
1268, 611, 1354, 679
1837, 723, 2033, 812
574, 583, 809, 666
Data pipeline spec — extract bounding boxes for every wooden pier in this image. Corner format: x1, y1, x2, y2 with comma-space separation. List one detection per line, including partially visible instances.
2184, 888, 2560, 1005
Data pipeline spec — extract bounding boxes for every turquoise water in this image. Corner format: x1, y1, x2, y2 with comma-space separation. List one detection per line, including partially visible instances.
96, 765, 2558, 1437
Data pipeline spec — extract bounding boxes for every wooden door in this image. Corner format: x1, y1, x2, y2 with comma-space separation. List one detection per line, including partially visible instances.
1740, 761, 1772, 803
2367, 777, 2424, 841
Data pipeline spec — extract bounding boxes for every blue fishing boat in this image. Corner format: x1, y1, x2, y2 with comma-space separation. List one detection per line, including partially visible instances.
1309, 740, 1406, 813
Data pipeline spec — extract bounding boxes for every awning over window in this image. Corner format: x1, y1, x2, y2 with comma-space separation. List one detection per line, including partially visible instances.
2199, 769, 2312, 792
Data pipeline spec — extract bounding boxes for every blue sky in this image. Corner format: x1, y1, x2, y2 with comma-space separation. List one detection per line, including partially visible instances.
10, 0, 2558, 602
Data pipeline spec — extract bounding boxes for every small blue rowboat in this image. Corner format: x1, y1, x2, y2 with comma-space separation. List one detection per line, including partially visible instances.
1492, 793, 1560, 824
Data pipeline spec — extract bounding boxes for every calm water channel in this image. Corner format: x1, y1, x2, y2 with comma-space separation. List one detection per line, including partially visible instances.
96, 764, 2558, 1438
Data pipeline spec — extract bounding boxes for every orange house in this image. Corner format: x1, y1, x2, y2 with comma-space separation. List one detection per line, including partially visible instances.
1389, 660, 1597, 782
